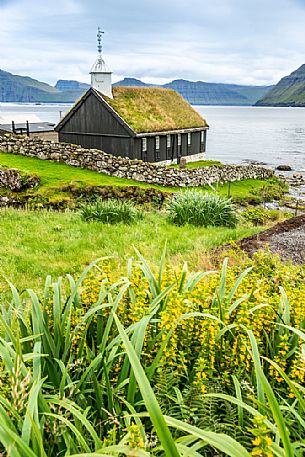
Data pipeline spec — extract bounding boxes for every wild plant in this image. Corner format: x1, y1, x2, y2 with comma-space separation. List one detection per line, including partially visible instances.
168, 190, 238, 227
79, 198, 143, 224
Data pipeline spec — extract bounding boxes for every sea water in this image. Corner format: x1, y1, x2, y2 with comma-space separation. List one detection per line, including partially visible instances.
195, 105, 305, 171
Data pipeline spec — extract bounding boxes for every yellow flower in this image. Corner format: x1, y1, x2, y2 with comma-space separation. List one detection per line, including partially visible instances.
265, 436, 273, 447
252, 437, 262, 446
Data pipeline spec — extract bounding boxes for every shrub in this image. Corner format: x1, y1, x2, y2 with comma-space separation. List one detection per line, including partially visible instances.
250, 179, 287, 202
168, 190, 238, 227
243, 207, 290, 226
80, 198, 143, 224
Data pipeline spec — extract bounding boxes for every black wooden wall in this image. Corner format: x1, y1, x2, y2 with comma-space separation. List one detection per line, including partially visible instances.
135, 131, 207, 162
58, 91, 136, 158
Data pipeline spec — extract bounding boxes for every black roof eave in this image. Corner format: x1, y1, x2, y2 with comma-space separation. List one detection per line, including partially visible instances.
135, 126, 209, 138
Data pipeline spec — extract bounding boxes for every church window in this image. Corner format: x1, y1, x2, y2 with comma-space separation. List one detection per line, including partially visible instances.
155, 136, 160, 150
167, 135, 171, 148
142, 138, 147, 152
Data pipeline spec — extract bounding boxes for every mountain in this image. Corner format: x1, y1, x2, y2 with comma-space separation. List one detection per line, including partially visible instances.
255, 64, 305, 107
113, 77, 151, 87
55, 80, 90, 91
0, 69, 272, 105
0, 69, 85, 103
114, 77, 272, 105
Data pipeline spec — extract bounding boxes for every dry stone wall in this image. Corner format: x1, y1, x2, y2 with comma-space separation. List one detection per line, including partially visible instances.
0, 134, 274, 187
0, 168, 24, 191
0, 167, 40, 191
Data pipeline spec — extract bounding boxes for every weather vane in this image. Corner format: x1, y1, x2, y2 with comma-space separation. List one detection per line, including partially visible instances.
97, 27, 104, 55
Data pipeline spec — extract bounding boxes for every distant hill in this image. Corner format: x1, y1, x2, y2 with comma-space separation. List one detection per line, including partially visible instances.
255, 64, 305, 107
0, 70, 85, 103
114, 77, 272, 105
0, 69, 272, 105
113, 77, 151, 87
55, 80, 90, 91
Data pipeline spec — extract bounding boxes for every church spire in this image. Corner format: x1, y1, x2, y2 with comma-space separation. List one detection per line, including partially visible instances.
97, 27, 104, 56
90, 27, 113, 98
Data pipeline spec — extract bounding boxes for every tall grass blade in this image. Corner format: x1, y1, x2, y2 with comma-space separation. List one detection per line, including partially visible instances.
247, 330, 294, 457
164, 416, 251, 457
113, 313, 180, 457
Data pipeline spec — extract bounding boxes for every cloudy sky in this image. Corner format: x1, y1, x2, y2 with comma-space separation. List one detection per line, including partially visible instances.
1, 0, 305, 87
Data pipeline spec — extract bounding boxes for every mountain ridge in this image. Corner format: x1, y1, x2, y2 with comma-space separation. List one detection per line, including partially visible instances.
113, 77, 272, 105
255, 64, 305, 107
0, 68, 272, 105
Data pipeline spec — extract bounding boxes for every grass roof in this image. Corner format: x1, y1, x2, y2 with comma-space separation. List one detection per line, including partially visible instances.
102, 86, 208, 134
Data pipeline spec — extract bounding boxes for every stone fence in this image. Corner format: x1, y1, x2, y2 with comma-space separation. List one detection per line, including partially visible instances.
0, 167, 40, 191
0, 168, 24, 191
0, 134, 274, 187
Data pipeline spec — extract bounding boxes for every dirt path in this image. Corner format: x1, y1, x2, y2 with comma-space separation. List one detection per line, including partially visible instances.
236, 214, 305, 264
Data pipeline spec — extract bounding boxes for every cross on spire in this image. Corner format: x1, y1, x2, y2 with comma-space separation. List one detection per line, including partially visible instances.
97, 27, 104, 55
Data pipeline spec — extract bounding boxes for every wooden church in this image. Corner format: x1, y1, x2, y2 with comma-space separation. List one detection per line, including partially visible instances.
55, 33, 209, 163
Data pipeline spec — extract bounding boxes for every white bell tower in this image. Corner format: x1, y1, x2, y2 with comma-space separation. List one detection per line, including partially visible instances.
90, 28, 113, 98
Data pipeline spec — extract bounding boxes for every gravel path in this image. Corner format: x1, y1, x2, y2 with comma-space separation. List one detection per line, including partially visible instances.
236, 214, 305, 264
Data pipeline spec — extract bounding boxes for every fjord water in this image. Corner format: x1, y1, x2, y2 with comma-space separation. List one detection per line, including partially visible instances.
195, 105, 305, 171
0, 103, 71, 124
1, 103, 305, 171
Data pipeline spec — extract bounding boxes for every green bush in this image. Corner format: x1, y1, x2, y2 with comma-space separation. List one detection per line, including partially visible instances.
168, 190, 238, 227
243, 207, 290, 226
80, 198, 143, 224
250, 179, 287, 202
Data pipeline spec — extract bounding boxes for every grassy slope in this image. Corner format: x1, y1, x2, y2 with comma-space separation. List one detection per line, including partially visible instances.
0, 69, 85, 103
0, 152, 170, 192
0, 153, 272, 291
256, 64, 305, 106
0, 208, 260, 291
0, 152, 275, 201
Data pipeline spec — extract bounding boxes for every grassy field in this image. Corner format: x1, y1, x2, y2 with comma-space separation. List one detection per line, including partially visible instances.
0, 207, 260, 291
0, 152, 161, 191
0, 152, 280, 203
0, 152, 278, 291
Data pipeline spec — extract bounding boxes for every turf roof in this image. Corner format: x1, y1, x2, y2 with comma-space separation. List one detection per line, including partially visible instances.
101, 86, 208, 134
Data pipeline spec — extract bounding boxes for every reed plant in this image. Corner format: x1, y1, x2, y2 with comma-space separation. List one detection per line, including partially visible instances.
168, 190, 238, 227
80, 198, 143, 224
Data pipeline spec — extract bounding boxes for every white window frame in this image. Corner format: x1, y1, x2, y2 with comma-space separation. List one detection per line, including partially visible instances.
167, 134, 171, 148
187, 132, 191, 146
142, 137, 147, 152
177, 133, 182, 146
201, 131, 205, 143
155, 136, 160, 150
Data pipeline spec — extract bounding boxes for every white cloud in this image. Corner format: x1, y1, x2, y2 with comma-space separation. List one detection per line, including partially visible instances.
1, 0, 305, 86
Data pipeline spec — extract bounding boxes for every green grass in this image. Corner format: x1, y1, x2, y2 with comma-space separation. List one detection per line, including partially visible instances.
0, 152, 278, 204
170, 159, 224, 169
168, 191, 238, 227
80, 198, 144, 224
0, 151, 166, 192
0, 208, 261, 291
